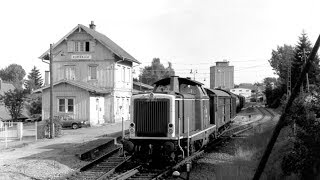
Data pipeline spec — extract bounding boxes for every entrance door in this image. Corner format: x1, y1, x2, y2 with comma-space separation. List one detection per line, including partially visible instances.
90, 96, 104, 125
96, 97, 104, 124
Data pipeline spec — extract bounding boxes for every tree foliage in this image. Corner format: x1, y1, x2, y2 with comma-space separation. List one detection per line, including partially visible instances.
291, 32, 320, 89
263, 77, 285, 108
266, 31, 320, 108
139, 58, 175, 85
24, 66, 43, 93
269, 44, 295, 85
281, 87, 320, 179
0, 64, 26, 89
25, 93, 42, 116
0, 89, 27, 121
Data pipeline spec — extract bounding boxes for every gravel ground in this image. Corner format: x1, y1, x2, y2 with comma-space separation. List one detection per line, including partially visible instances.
172, 106, 280, 180
0, 121, 129, 180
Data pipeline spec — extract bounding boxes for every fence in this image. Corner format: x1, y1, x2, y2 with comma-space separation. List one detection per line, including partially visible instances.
0, 121, 38, 148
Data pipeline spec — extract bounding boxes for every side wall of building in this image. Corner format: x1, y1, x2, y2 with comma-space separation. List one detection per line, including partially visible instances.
42, 84, 90, 121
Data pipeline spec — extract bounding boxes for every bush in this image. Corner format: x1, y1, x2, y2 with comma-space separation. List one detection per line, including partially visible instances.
37, 116, 62, 138
281, 90, 320, 179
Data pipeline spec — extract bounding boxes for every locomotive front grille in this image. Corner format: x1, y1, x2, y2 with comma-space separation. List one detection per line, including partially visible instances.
134, 98, 170, 137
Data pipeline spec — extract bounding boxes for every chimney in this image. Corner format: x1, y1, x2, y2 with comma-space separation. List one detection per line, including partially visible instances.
45, 71, 49, 86
89, 21, 96, 30
169, 76, 179, 93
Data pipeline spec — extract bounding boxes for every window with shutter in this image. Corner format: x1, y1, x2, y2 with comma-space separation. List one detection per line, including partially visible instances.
89, 65, 97, 80
90, 41, 95, 52
67, 41, 74, 52
65, 65, 75, 80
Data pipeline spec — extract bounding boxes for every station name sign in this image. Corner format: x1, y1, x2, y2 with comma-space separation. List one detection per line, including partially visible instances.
71, 54, 92, 60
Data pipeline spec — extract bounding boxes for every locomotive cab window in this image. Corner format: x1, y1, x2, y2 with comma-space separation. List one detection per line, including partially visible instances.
180, 83, 199, 95
154, 84, 171, 93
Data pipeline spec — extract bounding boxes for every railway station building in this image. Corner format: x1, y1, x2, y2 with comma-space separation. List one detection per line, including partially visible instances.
210, 60, 234, 90
36, 21, 140, 125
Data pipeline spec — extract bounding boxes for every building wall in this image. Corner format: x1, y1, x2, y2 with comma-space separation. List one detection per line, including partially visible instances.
113, 91, 131, 122
210, 62, 234, 90
51, 30, 116, 89
230, 88, 252, 100
43, 26, 134, 124
42, 83, 90, 121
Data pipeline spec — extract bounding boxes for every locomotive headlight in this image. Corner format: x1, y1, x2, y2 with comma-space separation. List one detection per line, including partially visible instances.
168, 123, 174, 134
129, 123, 135, 134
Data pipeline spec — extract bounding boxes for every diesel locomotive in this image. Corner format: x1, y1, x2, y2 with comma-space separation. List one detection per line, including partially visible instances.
123, 76, 244, 160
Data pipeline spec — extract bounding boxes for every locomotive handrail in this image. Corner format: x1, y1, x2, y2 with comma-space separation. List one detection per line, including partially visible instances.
178, 117, 185, 159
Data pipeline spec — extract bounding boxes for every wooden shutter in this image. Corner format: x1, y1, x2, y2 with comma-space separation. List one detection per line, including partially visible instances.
67, 41, 74, 52
90, 40, 95, 52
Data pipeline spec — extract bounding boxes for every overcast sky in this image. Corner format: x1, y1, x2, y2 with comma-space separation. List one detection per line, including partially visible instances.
1, 0, 320, 87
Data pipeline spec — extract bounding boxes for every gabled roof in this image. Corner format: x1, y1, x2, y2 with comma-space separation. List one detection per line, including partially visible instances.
33, 79, 111, 94
39, 24, 140, 64
0, 81, 15, 96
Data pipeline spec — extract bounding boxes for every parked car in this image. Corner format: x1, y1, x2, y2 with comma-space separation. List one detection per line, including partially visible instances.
61, 119, 89, 129
25, 114, 42, 122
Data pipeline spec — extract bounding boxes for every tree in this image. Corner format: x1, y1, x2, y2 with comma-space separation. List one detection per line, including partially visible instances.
0, 64, 26, 89
269, 44, 295, 85
281, 87, 320, 179
291, 31, 320, 89
263, 77, 284, 108
24, 66, 43, 93
139, 58, 175, 85
0, 89, 27, 121
25, 93, 42, 116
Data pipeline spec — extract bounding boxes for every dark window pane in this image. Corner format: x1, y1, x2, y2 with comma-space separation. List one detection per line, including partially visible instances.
68, 99, 73, 106
59, 99, 65, 106
86, 42, 90, 52
68, 105, 74, 112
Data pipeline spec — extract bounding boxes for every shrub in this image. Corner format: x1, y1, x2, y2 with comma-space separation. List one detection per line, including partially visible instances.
37, 116, 62, 138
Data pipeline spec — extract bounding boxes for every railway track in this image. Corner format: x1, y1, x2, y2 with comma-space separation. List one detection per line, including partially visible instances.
66, 146, 130, 180
66, 106, 277, 180
221, 105, 277, 137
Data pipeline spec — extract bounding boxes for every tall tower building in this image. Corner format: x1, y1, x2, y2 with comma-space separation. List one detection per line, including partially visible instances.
210, 60, 234, 90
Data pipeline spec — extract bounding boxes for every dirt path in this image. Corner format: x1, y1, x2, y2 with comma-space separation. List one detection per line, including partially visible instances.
0, 121, 129, 180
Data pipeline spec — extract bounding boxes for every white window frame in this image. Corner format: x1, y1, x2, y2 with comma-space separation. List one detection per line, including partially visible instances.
58, 98, 75, 113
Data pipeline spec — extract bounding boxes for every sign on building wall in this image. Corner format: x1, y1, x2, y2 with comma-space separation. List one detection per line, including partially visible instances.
71, 54, 92, 60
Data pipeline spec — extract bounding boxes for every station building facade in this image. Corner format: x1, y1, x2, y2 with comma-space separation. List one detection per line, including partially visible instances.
36, 22, 140, 125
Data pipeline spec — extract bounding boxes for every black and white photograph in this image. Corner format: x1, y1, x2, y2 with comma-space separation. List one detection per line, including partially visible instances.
0, 0, 320, 179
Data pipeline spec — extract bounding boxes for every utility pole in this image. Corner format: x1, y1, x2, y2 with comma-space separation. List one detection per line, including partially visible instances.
49, 44, 54, 139
190, 69, 197, 80
287, 59, 291, 98
303, 49, 310, 92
